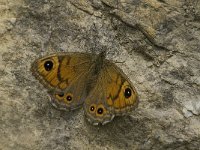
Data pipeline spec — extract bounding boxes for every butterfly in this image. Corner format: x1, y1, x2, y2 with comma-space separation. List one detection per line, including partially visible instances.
31, 51, 139, 125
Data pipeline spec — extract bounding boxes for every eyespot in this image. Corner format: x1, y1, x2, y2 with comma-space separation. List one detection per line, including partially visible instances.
55, 92, 65, 101
124, 87, 132, 98
66, 94, 72, 101
89, 104, 96, 113
95, 105, 106, 116
90, 106, 95, 111
57, 93, 64, 97
97, 108, 104, 115
44, 60, 53, 71
62, 93, 73, 103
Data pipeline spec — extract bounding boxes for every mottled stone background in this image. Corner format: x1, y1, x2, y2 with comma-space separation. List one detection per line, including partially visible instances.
0, 0, 200, 149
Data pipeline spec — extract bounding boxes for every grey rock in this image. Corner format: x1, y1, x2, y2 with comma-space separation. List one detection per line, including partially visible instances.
0, 0, 200, 149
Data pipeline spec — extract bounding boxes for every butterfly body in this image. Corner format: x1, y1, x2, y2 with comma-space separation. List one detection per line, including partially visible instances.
31, 51, 138, 125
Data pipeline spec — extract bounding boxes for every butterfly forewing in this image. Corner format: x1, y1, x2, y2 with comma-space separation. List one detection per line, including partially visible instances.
31, 53, 94, 110
84, 61, 138, 125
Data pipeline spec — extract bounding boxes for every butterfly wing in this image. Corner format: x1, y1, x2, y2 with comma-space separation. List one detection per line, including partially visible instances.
84, 61, 139, 125
31, 52, 93, 110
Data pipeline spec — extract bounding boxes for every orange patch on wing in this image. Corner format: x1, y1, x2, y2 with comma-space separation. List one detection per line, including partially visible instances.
119, 97, 125, 108
59, 57, 75, 80
106, 75, 123, 108
38, 64, 48, 76
113, 97, 126, 109
50, 77, 60, 86
59, 82, 68, 89
107, 82, 120, 98
55, 94, 64, 101
107, 98, 113, 106
114, 98, 120, 108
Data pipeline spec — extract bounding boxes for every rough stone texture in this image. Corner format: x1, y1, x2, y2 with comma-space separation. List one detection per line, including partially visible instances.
0, 0, 200, 149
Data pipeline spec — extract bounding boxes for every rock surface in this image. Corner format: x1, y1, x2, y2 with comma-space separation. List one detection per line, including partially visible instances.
0, 0, 200, 149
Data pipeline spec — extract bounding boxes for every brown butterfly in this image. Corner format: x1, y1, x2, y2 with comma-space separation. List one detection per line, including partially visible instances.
31, 51, 138, 125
